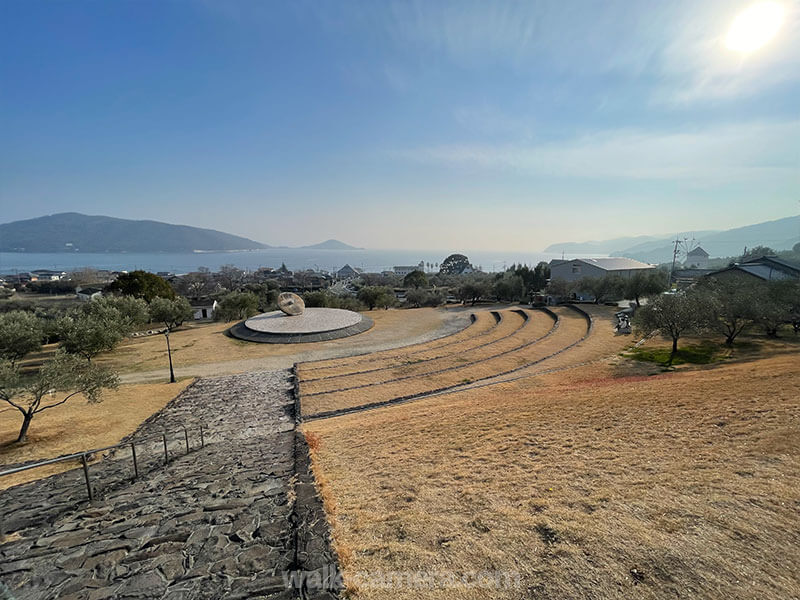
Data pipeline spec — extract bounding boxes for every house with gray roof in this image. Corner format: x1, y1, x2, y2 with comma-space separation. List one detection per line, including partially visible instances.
549, 257, 655, 283
707, 256, 800, 283
336, 264, 360, 280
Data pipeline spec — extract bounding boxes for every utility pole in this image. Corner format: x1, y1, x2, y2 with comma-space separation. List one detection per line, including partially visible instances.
668, 236, 681, 288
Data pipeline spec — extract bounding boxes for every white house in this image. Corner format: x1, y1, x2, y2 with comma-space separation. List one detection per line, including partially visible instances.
549, 257, 655, 283
684, 246, 710, 269
393, 262, 425, 277
190, 299, 218, 320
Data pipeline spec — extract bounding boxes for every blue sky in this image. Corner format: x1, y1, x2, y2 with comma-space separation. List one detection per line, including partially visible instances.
1, 0, 798, 250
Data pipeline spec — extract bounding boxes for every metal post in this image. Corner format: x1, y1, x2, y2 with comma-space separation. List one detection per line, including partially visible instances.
81, 454, 93, 502
131, 442, 139, 479
162, 433, 168, 464
184, 427, 190, 454
199, 426, 205, 448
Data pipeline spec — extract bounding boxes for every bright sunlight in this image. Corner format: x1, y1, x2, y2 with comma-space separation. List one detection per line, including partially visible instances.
725, 2, 785, 53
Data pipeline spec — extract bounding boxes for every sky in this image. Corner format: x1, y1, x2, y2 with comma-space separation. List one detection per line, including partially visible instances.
1, 0, 798, 251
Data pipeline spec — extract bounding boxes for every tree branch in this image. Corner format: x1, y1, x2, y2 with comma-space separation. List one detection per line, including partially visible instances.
36, 391, 81, 414
0, 396, 30, 415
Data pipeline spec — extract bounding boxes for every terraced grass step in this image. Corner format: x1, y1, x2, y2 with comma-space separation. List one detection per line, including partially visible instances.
297, 309, 500, 376
300, 310, 539, 394
301, 307, 589, 418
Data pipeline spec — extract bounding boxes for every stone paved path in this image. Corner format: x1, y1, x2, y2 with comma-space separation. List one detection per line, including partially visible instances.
0, 371, 336, 600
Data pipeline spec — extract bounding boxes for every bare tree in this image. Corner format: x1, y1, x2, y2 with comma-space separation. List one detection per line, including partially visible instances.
0, 352, 118, 443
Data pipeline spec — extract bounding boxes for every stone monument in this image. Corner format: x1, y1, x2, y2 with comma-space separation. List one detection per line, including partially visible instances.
277, 292, 305, 316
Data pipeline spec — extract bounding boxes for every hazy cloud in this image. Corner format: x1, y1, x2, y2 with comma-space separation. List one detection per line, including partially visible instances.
400, 119, 800, 183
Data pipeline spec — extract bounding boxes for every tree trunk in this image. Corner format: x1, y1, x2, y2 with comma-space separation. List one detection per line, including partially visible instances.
165, 333, 176, 384
17, 412, 33, 443
668, 337, 678, 366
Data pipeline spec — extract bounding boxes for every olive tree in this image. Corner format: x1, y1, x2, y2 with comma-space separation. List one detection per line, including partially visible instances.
0, 351, 119, 443
625, 270, 668, 307
215, 291, 259, 322
58, 307, 125, 363
581, 275, 626, 304
403, 270, 428, 289
107, 270, 175, 302
696, 279, 759, 346
357, 286, 395, 310
457, 279, 491, 306
493, 273, 525, 302
634, 292, 702, 365
545, 278, 575, 301
149, 297, 193, 383
0, 311, 43, 366
754, 280, 794, 337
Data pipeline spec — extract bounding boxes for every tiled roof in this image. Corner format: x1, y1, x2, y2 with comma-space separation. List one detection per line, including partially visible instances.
737, 264, 797, 281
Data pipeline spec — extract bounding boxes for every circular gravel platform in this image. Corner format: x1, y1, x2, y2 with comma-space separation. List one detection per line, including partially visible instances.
229, 308, 373, 343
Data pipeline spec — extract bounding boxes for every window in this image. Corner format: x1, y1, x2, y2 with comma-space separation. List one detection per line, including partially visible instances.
571, 264, 581, 274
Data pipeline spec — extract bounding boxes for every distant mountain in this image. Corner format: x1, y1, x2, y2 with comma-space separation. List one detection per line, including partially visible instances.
0, 213, 269, 253
300, 239, 362, 250
545, 216, 800, 264
613, 217, 800, 263
544, 236, 663, 255
607, 230, 718, 257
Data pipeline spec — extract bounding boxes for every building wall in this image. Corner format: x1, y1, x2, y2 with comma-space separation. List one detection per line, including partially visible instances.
685, 255, 709, 269
550, 260, 654, 283
550, 261, 608, 282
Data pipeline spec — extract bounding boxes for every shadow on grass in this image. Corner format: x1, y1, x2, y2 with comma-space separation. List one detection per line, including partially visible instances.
626, 341, 724, 366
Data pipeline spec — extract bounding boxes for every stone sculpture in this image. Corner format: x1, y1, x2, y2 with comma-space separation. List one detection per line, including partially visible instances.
277, 292, 305, 316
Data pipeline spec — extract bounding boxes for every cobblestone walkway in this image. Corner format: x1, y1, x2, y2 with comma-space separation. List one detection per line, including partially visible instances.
0, 371, 336, 600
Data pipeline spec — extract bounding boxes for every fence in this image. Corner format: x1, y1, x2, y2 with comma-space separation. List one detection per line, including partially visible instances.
0, 424, 206, 503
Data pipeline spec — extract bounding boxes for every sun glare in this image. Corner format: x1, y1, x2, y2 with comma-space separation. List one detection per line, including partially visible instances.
725, 2, 785, 53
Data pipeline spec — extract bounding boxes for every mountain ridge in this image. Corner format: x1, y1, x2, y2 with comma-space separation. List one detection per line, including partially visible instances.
300, 239, 363, 250
545, 216, 799, 263
0, 213, 361, 253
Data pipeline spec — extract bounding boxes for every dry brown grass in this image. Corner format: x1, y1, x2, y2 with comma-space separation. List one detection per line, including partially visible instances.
299, 307, 587, 416
300, 310, 533, 394
304, 345, 800, 600
299, 311, 507, 381
0, 379, 193, 488
298, 310, 498, 376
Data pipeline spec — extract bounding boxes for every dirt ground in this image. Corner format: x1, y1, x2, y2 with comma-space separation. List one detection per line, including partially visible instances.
0, 379, 193, 488
303, 339, 800, 599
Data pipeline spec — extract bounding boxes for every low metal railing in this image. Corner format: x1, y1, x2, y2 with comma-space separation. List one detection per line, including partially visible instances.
0, 424, 205, 503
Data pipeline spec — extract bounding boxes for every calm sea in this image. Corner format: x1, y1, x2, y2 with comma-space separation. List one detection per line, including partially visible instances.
0, 249, 591, 275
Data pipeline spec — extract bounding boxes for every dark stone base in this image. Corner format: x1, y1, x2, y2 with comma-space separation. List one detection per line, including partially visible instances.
228, 315, 374, 344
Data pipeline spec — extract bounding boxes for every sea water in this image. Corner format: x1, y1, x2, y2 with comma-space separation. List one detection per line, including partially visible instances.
0, 248, 593, 275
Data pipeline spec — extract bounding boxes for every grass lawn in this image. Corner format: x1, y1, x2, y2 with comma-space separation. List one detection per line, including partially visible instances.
625, 341, 723, 365
303, 347, 800, 599
625, 325, 800, 368
0, 379, 193, 489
